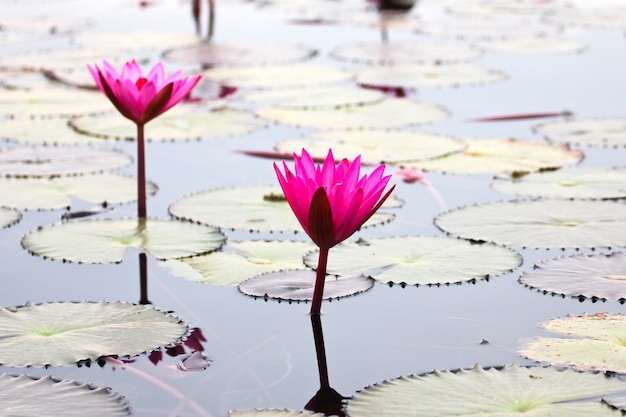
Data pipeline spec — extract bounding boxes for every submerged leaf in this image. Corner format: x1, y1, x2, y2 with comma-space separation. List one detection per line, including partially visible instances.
0, 301, 188, 367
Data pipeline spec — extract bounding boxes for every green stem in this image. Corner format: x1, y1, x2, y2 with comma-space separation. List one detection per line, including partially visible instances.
136, 123, 147, 218
310, 247, 329, 314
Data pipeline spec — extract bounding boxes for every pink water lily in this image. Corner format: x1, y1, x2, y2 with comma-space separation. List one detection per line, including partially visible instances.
274, 149, 394, 313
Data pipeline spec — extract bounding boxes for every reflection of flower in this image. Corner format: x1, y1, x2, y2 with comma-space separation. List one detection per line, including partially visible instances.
274, 149, 394, 313
147, 327, 209, 371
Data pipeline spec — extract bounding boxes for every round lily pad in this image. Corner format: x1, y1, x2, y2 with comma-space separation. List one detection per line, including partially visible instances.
476, 38, 588, 54
0, 373, 130, 416
0, 16, 92, 35
303, 236, 521, 285
534, 118, 626, 147
0, 174, 158, 210
356, 63, 507, 89
70, 104, 265, 141
257, 98, 449, 129
520, 313, 626, 373
0, 87, 110, 117
163, 42, 317, 67
72, 31, 199, 51
0, 301, 188, 367
346, 364, 626, 417
404, 137, 583, 174
230, 410, 322, 417
447, 1, 573, 17
21, 218, 225, 263
519, 252, 626, 303
0, 146, 132, 177
544, 7, 626, 28
0, 69, 55, 89
242, 85, 386, 109
169, 185, 400, 233
417, 17, 559, 39
0, 117, 101, 145
238, 269, 374, 301
492, 166, 626, 199
201, 64, 354, 88
160, 240, 317, 286
435, 199, 626, 249
276, 129, 466, 165
0, 48, 145, 72
329, 41, 481, 65
0, 207, 22, 229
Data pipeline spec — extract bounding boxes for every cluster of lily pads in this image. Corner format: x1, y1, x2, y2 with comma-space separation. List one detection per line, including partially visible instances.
1, 0, 626, 415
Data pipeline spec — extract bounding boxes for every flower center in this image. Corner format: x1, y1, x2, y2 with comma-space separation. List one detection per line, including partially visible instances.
135, 77, 148, 90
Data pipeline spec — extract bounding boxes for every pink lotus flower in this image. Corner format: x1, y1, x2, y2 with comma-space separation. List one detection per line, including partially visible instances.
274, 149, 394, 313
88, 60, 201, 125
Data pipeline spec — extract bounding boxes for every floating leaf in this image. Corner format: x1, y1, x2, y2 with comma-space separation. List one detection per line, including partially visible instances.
70, 104, 265, 141
345, 364, 626, 417
275, 129, 466, 165
230, 410, 322, 417
257, 98, 449, 129
356, 63, 507, 89
0, 87, 109, 117
492, 166, 626, 199
0, 48, 144, 72
544, 7, 626, 28
0, 174, 158, 210
520, 253, 626, 302
520, 313, 626, 373
0, 373, 130, 416
330, 41, 481, 65
201, 64, 354, 88
0, 16, 92, 35
418, 17, 559, 39
534, 118, 626, 147
160, 240, 317, 286
404, 138, 582, 174
303, 236, 521, 285
21, 218, 225, 263
435, 199, 626, 249
0, 146, 132, 177
476, 38, 588, 54
169, 186, 400, 233
242, 86, 385, 109
0, 301, 188, 367
0, 207, 22, 229
0, 117, 101, 145
72, 31, 199, 51
163, 42, 317, 67
238, 269, 374, 301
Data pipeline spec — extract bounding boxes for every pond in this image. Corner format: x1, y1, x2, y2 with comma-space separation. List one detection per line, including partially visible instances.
1, 0, 626, 416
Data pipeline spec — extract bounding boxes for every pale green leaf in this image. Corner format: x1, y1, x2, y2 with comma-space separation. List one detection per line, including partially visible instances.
230, 409, 323, 417
242, 86, 385, 109
0, 117, 101, 145
0, 87, 110, 117
544, 7, 626, 28
534, 118, 626, 147
476, 39, 587, 55
0, 207, 21, 229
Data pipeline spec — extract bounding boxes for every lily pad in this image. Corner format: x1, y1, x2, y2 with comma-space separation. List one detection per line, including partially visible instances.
169, 186, 400, 233
238, 269, 374, 301
520, 313, 626, 373
257, 98, 449, 129
0, 301, 188, 367
230, 410, 322, 417
0, 207, 22, 229
0, 174, 158, 210
404, 137, 583, 174
418, 17, 560, 39
160, 240, 317, 286
476, 38, 588, 55
492, 166, 626, 199
435, 199, 626, 249
356, 63, 507, 89
242, 86, 386, 109
534, 118, 626, 147
70, 104, 265, 141
0, 48, 144, 72
0, 87, 110, 117
0, 117, 101, 145
0, 16, 92, 35
303, 236, 521, 285
21, 218, 225, 263
544, 7, 626, 28
72, 31, 199, 51
345, 364, 626, 417
329, 41, 482, 65
276, 129, 466, 165
163, 42, 317, 67
0, 146, 132, 177
201, 64, 354, 88
0, 373, 130, 416
519, 252, 626, 303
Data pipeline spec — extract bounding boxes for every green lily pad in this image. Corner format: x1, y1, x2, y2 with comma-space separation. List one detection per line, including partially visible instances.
346, 364, 626, 417
238, 269, 374, 301
0, 301, 188, 367
242, 86, 385, 109
534, 118, 626, 147
70, 104, 266, 141
0, 146, 132, 178
169, 186, 400, 233
404, 138, 583, 174
257, 98, 449, 129
356, 63, 507, 89
492, 166, 626, 199
303, 236, 521, 285
476, 38, 588, 55
0, 373, 130, 416
276, 129, 466, 165
230, 410, 322, 417
0, 117, 101, 145
520, 313, 626, 373
21, 218, 225, 263
0, 207, 22, 229
201, 64, 354, 88
519, 252, 626, 302
0, 87, 110, 117
435, 199, 626, 249
160, 240, 317, 286
330, 41, 481, 65
0, 174, 158, 210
